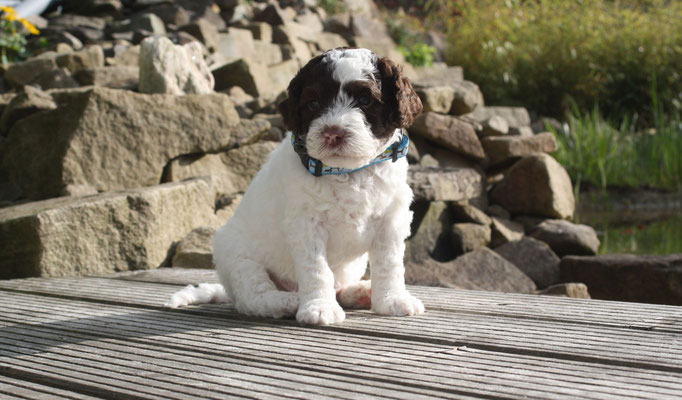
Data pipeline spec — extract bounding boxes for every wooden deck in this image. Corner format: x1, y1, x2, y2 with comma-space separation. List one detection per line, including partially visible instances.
0, 268, 680, 399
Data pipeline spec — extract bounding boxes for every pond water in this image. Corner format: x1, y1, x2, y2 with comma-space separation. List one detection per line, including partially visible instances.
575, 191, 682, 255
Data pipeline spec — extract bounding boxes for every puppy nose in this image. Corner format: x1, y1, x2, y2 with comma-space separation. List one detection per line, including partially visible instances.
322, 126, 348, 147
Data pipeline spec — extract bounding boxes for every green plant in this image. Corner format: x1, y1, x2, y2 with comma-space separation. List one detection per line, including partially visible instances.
550, 96, 682, 191
399, 43, 436, 67
442, 0, 682, 120
0, 6, 40, 64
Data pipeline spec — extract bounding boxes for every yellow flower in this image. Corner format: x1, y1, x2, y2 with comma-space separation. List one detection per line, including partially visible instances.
18, 18, 39, 35
0, 6, 17, 15
2, 13, 16, 22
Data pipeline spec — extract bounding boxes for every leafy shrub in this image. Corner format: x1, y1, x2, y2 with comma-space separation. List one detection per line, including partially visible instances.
441, 0, 682, 120
399, 43, 436, 67
550, 98, 682, 191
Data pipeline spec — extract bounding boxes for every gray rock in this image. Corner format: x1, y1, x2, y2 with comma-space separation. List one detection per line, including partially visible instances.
490, 216, 524, 247
416, 86, 455, 114
47, 14, 106, 42
254, 2, 292, 26
32, 67, 81, 90
405, 248, 536, 293
56, 45, 105, 74
312, 32, 349, 53
450, 201, 492, 226
509, 126, 534, 137
0, 86, 57, 135
470, 106, 531, 128
107, 45, 140, 67
409, 112, 485, 161
212, 58, 281, 100
411, 62, 463, 87
450, 80, 484, 116
172, 226, 215, 269
252, 41, 284, 66
405, 201, 455, 263
267, 59, 299, 98
490, 154, 575, 219
1, 87, 240, 200
145, 4, 191, 27
110, 13, 166, 35
487, 204, 510, 220
530, 219, 600, 256
451, 223, 491, 253
419, 154, 439, 168
245, 22, 273, 42
495, 237, 560, 289
560, 254, 682, 305
139, 36, 214, 95
538, 283, 590, 299
75, 66, 139, 90
0, 178, 216, 279
165, 141, 278, 199
215, 28, 255, 61
480, 116, 509, 137
481, 132, 558, 167
228, 118, 271, 148
408, 166, 484, 203
4, 57, 57, 88
179, 19, 220, 52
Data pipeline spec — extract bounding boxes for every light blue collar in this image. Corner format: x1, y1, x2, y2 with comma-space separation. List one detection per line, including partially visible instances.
291, 131, 409, 176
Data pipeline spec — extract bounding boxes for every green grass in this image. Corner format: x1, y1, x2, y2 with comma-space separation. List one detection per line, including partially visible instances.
550, 100, 682, 191
440, 0, 682, 119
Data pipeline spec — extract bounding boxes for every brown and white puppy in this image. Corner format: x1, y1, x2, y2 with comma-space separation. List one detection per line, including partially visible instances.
167, 48, 424, 325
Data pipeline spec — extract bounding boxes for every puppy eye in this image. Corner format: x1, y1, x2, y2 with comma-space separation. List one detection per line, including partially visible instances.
307, 101, 320, 111
357, 96, 372, 107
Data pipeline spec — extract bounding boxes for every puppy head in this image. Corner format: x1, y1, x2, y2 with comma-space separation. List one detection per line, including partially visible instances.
279, 48, 422, 169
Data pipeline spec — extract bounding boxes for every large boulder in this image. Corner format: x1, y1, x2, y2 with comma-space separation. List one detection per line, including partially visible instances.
0, 178, 216, 279
409, 112, 485, 161
139, 36, 215, 95
407, 166, 485, 203
405, 248, 536, 293
165, 141, 279, 198
529, 219, 600, 256
0, 87, 240, 200
494, 237, 560, 289
560, 254, 682, 305
490, 216, 524, 247
405, 201, 455, 263
490, 154, 575, 219
410, 62, 463, 87
481, 132, 558, 167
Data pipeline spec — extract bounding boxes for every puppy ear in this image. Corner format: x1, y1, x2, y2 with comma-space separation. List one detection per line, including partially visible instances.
378, 57, 423, 129
278, 54, 327, 133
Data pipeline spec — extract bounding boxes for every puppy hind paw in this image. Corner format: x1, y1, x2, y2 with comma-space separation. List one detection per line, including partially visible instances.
296, 299, 345, 325
337, 280, 372, 309
372, 291, 425, 317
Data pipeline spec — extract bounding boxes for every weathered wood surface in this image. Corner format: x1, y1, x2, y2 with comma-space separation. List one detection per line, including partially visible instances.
0, 269, 680, 399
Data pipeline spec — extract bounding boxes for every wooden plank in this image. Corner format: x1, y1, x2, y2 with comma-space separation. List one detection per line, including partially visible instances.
0, 375, 103, 400
1, 276, 680, 370
0, 292, 680, 400
110, 268, 682, 332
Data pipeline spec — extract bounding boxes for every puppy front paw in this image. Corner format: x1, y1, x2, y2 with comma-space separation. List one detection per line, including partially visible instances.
296, 299, 346, 325
373, 291, 425, 316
